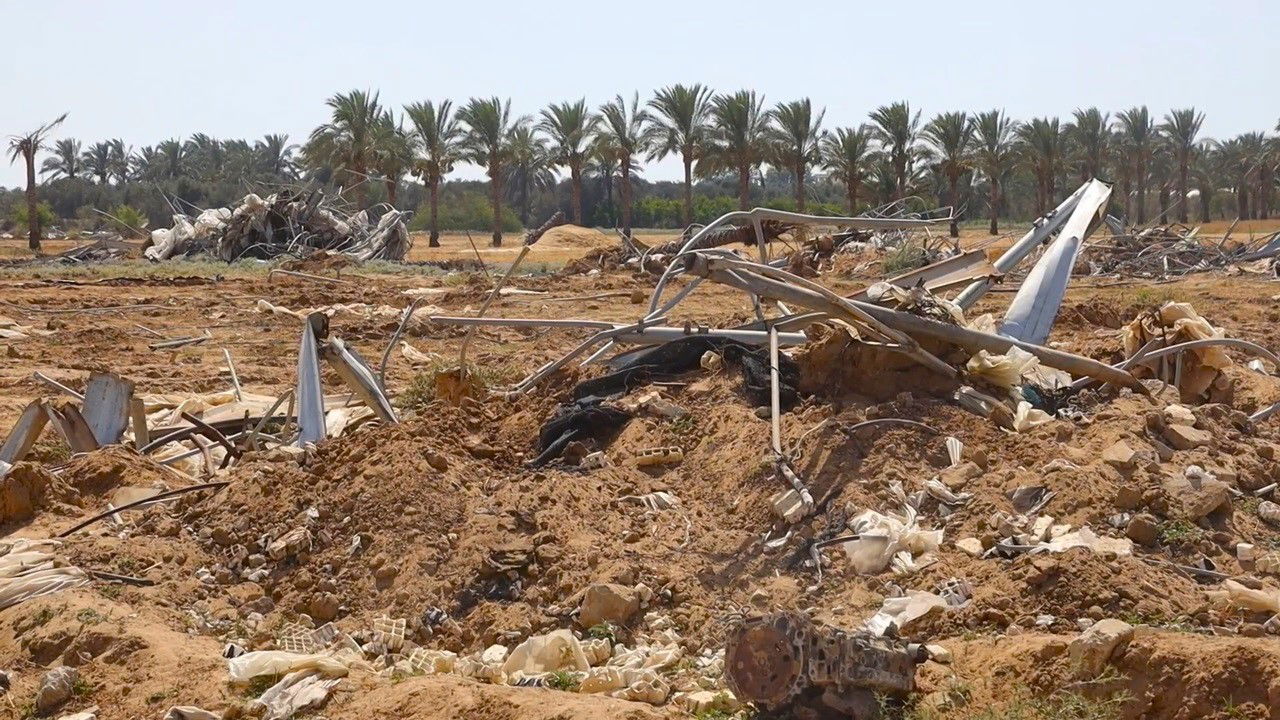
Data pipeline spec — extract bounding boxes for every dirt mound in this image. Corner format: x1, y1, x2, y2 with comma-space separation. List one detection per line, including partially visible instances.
61, 445, 176, 496
536, 225, 615, 250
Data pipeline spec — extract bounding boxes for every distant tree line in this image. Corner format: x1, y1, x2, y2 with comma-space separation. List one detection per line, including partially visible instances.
5, 89, 1280, 250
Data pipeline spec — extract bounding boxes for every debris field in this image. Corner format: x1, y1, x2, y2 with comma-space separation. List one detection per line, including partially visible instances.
3, 185, 1280, 719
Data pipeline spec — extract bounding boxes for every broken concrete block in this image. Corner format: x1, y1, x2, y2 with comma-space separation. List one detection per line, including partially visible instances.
771, 488, 809, 523
1238, 543, 1256, 564
925, 644, 952, 663
676, 689, 739, 713
1125, 513, 1159, 547
1164, 470, 1230, 519
956, 537, 984, 557
579, 584, 640, 628
1068, 618, 1133, 678
480, 644, 509, 665
1031, 515, 1054, 542
1101, 440, 1138, 471
1163, 423, 1211, 450
1164, 404, 1196, 426
938, 461, 982, 490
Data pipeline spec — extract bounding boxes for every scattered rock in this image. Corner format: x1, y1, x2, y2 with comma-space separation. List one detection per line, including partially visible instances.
1164, 468, 1230, 519
308, 592, 340, 623
579, 584, 640, 628
36, 666, 78, 714
677, 689, 739, 713
925, 644, 952, 663
939, 461, 982, 490
1068, 618, 1133, 677
1125, 513, 1160, 547
1101, 441, 1138, 471
1163, 424, 1211, 451
956, 537, 984, 557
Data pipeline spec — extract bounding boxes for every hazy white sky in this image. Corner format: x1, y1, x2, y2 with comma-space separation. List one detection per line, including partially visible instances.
3, 0, 1277, 189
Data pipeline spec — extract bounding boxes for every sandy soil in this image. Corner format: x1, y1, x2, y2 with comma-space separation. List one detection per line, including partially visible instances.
2, 220, 1280, 719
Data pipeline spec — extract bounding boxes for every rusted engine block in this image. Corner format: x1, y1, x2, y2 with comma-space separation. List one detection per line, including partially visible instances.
724, 611, 925, 716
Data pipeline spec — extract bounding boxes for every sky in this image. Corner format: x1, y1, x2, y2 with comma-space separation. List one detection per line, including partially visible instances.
3, 0, 1277, 189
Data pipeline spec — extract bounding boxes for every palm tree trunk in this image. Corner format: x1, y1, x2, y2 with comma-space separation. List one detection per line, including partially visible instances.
1259, 166, 1273, 219
428, 182, 440, 248
385, 178, 398, 207
795, 162, 806, 212
988, 179, 1000, 235
681, 152, 693, 226
846, 178, 857, 214
1198, 186, 1211, 223
353, 158, 368, 210
1135, 158, 1147, 224
737, 164, 750, 210
1177, 158, 1190, 223
24, 152, 40, 252
1237, 183, 1248, 220
947, 174, 959, 238
489, 164, 503, 246
570, 164, 583, 224
621, 161, 633, 238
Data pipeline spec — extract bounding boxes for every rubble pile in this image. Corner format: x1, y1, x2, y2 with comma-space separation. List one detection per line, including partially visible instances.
5, 178, 1280, 718
1081, 223, 1280, 278
145, 189, 411, 263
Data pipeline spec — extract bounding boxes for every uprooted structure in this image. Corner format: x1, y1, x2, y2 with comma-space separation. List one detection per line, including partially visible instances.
144, 189, 411, 262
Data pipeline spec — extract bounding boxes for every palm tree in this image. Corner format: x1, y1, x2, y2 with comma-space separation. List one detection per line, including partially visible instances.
306, 89, 384, 209
596, 93, 650, 236
538, 99, 599, 225
82, 141, 113, 185
1217, 137, 1254, 219
371, 113, 412, 206
1064, 108, 1110, 183
459, 97, 521, 245
1239, 132, 1268, 219
647, 84, 714, 226
156, 139, 188, 179
1016, 117, 1063, 215
868, 101, 922, 200
820, 126, 876, 214
404, 100, 462, 247
922, 111, 974, 237
255, 134, 298, 179
108, 139, 130, 184
974, 109, 1018, 234
1117, 106, 1155, 223
1159, 108, 1205, 223
504, 124, 555, 228
184, 133, 224, 182
768, 99, 826, 212
704, 90, 772, 210
1257, 135, 1278, 219
1191, 140, 1219, 222
40, 138, 82, 181
7, 113, 68, 251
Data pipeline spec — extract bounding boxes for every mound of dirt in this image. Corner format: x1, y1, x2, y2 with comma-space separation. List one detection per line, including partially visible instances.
535, 225, 615, 250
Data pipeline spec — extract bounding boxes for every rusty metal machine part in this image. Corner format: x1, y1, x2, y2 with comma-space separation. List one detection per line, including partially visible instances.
724, 611, 925, 714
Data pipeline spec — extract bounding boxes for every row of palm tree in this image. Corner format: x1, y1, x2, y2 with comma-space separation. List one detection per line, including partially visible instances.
10, 94, 1280, 251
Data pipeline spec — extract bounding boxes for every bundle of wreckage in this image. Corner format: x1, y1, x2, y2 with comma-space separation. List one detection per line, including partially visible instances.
0, 236, 131, 268
565, 206, 953, 277
144, 189, 411, 263
1080, 222, 1280, 278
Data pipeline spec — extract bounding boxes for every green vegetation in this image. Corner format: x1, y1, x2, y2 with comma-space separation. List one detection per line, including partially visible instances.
4, 98, 1274, 251
546, 670, 580, 691
586, 622, 617, 642
1158, 518, 1204, 545
76, 608, 107, 625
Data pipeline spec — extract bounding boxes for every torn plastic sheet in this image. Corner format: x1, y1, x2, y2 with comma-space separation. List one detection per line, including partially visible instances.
863, 591, 948, 636
227, 650, 351, 683
842, 504, 942, 575
255, 669, 341, 720
0, 540, 90, 610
